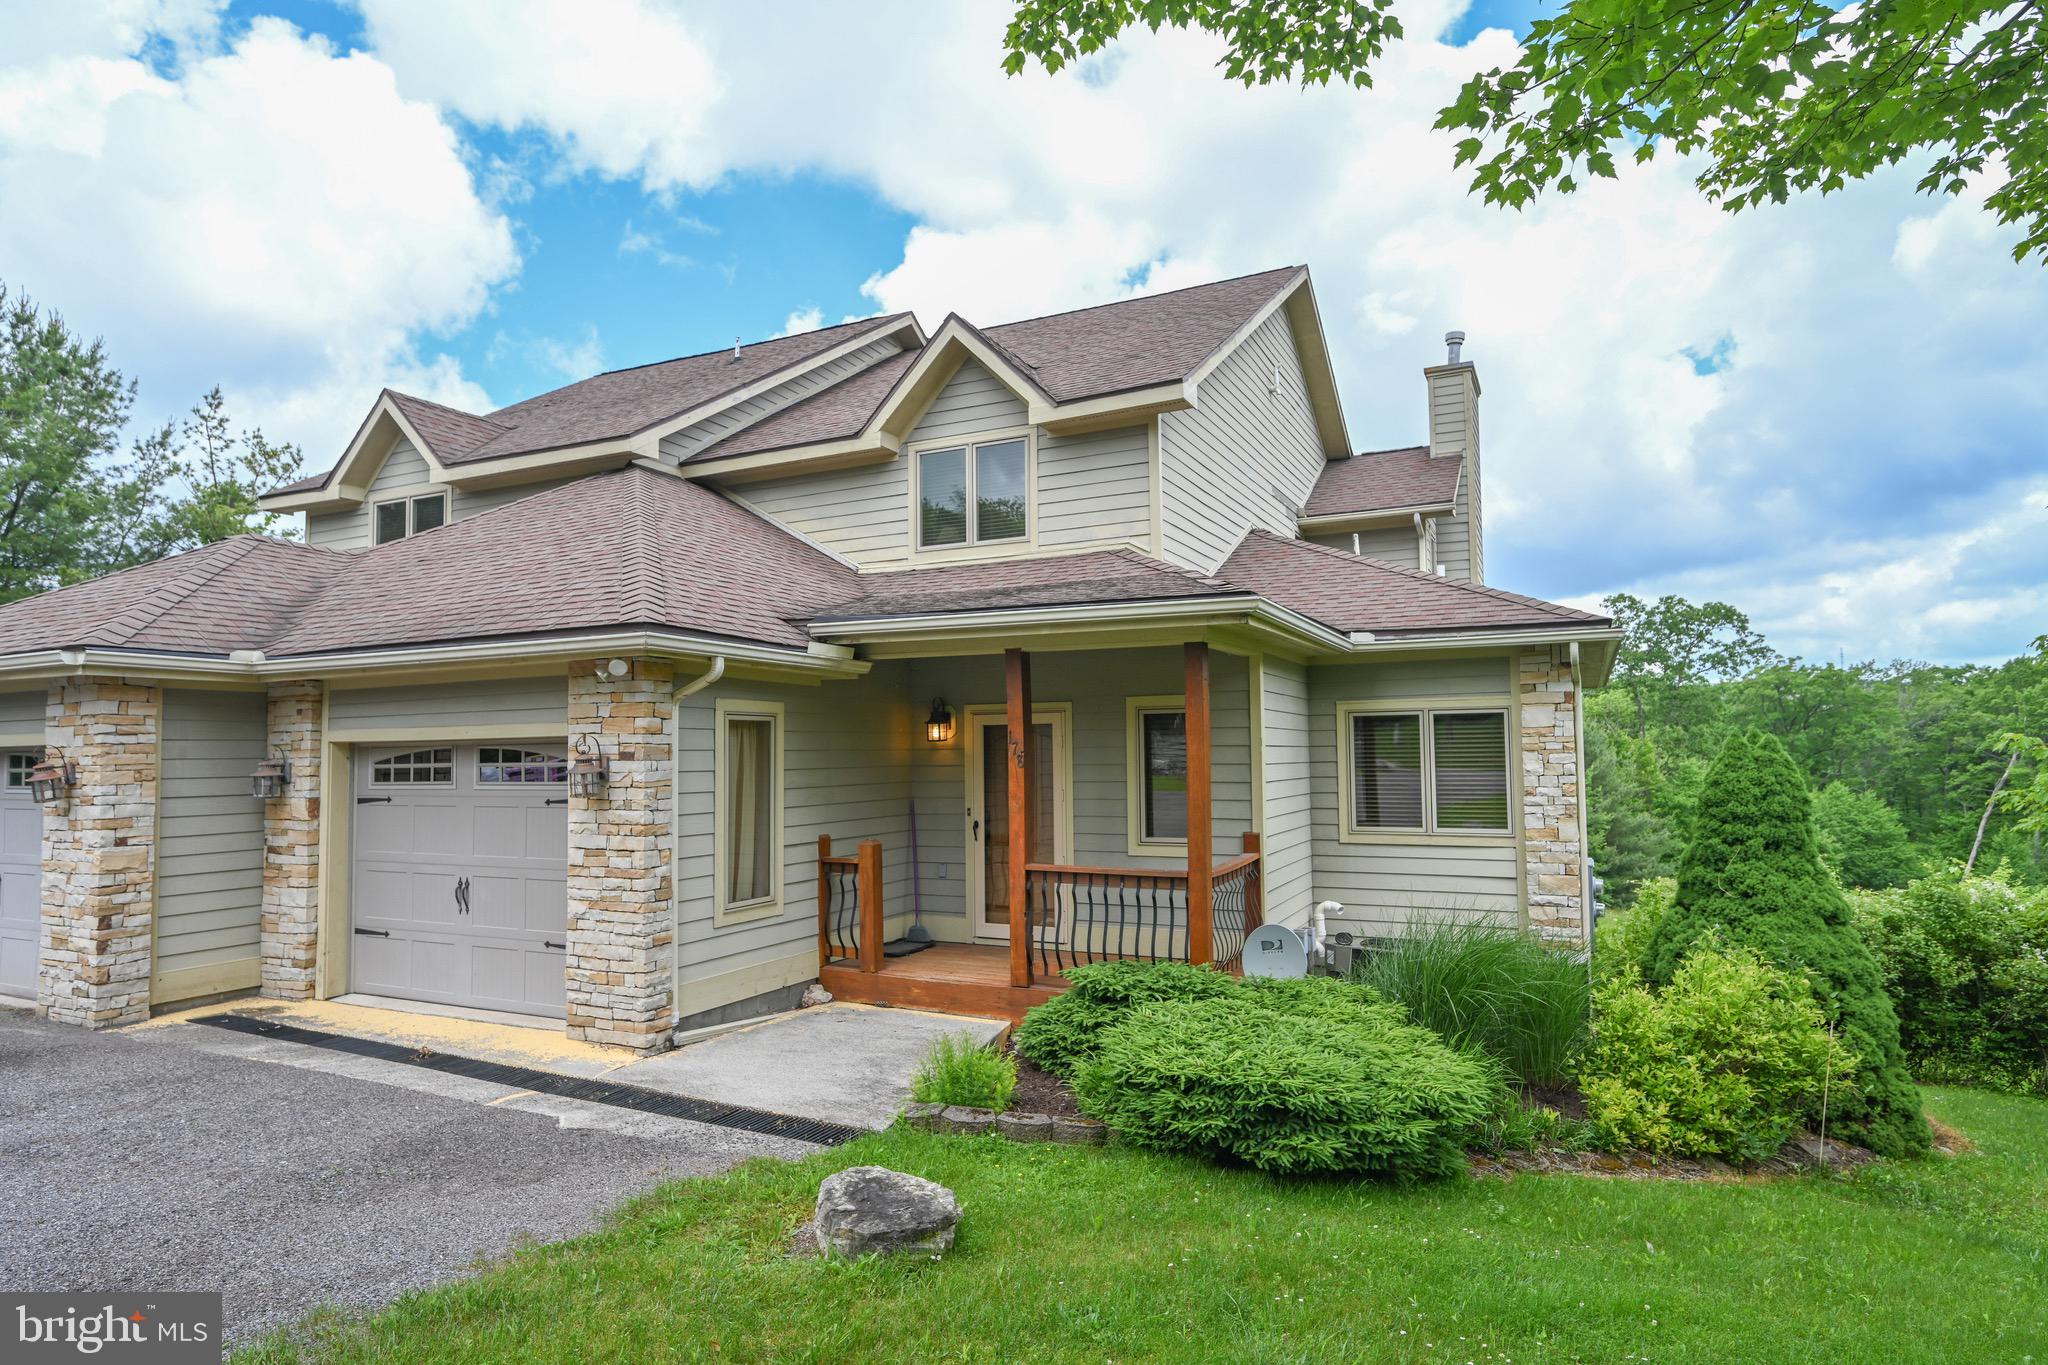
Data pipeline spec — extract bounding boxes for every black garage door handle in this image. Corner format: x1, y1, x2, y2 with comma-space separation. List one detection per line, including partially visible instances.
353, 927, 391, 938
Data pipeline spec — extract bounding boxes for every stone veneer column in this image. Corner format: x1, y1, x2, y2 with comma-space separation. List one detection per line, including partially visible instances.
1518, 645, 1587, 946
39, 678, 160, 1028
261, 681, 324, 999
565, 659, 676, 1052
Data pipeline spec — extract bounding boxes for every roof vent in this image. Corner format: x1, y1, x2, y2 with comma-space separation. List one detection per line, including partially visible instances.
1444, 330, 1466, 364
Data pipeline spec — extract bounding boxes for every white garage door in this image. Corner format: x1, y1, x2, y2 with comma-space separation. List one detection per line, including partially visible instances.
1, 753, 39, 998
350, 743, 570, 1018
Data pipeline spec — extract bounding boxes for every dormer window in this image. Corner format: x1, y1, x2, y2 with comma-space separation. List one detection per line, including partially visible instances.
374, 493, 447, 546
917, 437, 1028, 548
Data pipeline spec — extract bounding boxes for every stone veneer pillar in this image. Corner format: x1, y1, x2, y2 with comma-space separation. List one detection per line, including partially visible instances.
39, 678, 160, 1028
565, 659, 676, 1052
1518, 645, 1588, 946
261, 681, 324, 999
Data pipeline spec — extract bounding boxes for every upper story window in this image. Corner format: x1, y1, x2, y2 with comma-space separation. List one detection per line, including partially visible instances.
374, 493, 447, 546
1342, 705, 1510, 836
917, 437, 1027, 548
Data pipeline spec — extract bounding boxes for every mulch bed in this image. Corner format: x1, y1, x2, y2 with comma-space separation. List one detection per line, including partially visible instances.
1007, 1043, 1083, 1119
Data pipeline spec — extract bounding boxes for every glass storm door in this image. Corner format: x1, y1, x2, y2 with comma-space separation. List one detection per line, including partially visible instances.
968, 713, 1060, 940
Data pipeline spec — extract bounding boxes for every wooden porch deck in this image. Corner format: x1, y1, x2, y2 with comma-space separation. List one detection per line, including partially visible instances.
820, 944, 1070, 1023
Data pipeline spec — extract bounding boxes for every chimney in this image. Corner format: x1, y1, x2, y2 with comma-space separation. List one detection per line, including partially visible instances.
1423, 330, 1484, 582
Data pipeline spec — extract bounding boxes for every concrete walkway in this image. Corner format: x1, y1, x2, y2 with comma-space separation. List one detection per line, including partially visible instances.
620, 1003, 1008, 1129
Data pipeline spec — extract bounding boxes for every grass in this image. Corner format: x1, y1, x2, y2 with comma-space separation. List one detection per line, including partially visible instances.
1354, 917, 1591, 1088
237, 1087, 2047, 1364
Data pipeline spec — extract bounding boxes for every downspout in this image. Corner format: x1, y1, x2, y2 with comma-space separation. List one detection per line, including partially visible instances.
1569, 642, 1592, 948
666, 655, 727, 1037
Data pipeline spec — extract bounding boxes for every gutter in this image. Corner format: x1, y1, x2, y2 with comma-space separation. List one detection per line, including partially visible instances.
1297, 501, 1454, 533
808, 594, 1354, 654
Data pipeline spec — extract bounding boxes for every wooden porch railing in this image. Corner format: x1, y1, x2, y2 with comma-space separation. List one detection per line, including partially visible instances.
816, 835, 883, 974
1021, 831, 1262, 981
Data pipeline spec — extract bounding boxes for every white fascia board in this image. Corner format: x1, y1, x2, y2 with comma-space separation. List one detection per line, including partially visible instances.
1296, 502, 1454, 533
810, 595, 1351, 653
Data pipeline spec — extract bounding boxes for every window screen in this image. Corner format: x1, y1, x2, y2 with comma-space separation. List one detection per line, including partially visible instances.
973, 439, 1028, 541
1431, 712, 1509, 831
918, 447, 968, 546
1139, 710, 1188, 841
1349, 713, 1424, 829
723, 714, 776, 907
410, 494, 446, 534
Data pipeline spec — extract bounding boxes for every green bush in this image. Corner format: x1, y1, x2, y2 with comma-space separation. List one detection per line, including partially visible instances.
910, 1032, 1018, 1113
1476, 1099, 1598, 1156
1580, 945, 1859, 1161
1811, 782, 1922, 889
1592, 876, 1676, 987
1353, 917, 1590, 1088
1073, 996, 1500, 1180
1853, 866, 2048, 1094
1646, 729, 1929, 1156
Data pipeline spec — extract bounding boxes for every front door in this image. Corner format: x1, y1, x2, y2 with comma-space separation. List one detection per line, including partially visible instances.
966, 708, 1067, 941
0, 753, 39, 998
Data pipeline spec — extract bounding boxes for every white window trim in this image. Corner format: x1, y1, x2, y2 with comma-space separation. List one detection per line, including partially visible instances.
371, 490, 449, 546
367, 746, 456, 789
1124, 694, 1189, 857
712, 697, 786, 927
906, 426, 1037, 562
1335, 696, 1517, 846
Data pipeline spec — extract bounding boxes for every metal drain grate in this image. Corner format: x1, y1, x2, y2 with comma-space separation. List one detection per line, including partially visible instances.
201, 1013, 861, 1147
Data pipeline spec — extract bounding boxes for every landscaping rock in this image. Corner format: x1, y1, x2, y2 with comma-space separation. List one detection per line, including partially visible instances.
1050, 1115, 1108, 1145
799, 984, 834, 1008
938, 1105, 997, 1135
811, 1166, 960, 1261
995, 1111, 1054, 1143
899, 1102, 945, 1132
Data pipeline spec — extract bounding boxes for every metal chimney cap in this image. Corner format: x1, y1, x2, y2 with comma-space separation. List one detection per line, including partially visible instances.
1444, 330, 1467, 363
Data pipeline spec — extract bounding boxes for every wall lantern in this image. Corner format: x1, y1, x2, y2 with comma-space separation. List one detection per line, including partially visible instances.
28, 751, 76, 807
568, 735, 610, 799
251, 747, 293, 800
924, 697, 956, 744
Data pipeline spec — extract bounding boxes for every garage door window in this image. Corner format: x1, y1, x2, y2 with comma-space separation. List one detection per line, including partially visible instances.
714, 700, 784, 924
478, 748, 567, 784
371, 748, 454, 786
5, 754, 30, 788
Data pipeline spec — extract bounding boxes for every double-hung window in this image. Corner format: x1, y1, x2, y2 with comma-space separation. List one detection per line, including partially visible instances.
1126, 699, 1189, 850
374, 493, 447, 546
917, 437, 1028, 548
1343, 705, 1511, 835
714, 700, 784, 922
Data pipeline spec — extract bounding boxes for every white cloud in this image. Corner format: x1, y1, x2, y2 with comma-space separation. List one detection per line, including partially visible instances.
0, 12, 517, 453
775, 307, 824, 338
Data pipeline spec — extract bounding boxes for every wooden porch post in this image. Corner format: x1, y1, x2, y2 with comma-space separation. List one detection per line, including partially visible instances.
857, 839, 884, 974
1006, 648, 1034, 988
1185, 641, 1213, 965
817, 834, 832, 974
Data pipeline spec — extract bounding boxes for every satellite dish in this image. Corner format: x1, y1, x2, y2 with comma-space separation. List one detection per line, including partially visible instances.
1241, 923, 1308, 979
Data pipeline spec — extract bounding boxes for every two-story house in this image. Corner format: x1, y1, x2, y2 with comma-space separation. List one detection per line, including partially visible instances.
0, 266, 1615, 1049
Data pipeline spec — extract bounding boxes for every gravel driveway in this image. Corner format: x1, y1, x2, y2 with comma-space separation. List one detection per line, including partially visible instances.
0, 1007, 820, 1344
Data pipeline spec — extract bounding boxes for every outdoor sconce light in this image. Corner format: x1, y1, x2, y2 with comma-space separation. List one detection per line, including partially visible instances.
251, 747, 292, 800
27, 751, 76, 807
925, 697, 955, 744
568, 735, 609, 799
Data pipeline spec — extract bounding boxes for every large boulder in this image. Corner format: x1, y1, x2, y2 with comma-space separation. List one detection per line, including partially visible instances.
811, 1166, 960, 1260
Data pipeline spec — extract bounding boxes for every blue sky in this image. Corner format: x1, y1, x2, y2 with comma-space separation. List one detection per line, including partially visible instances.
3, 0, 2043, 666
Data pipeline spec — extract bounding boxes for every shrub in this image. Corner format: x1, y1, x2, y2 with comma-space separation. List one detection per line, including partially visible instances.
1476, 1100, 1598, 1156
1580, 945, 1859, 1161
1073, 997, 1501, 1180
910, 1032, 1018, 1113
1353, 917, 1589, 1088
1592, 876, 1676, 987
1646, 729, 1929, 1156
1811, 782, 1922, 889
1012, 961, 1240, 1079
1853, 866, 2048, 1094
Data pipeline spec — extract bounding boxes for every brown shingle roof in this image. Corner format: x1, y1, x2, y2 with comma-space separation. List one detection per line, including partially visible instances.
692, 349, 918, 463
0, 537, 346, 655
265, 467, 858, 657
388, 391, 513, 460
1215, 531, 1607, 637
806, 549, 1238, 623
1304, 446, 1461, 519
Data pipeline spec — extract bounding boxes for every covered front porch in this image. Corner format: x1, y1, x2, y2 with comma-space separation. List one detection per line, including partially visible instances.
811, 643, 1265, 1022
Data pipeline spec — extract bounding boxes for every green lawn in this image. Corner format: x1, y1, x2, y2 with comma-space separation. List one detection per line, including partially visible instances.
241, 1087, 2046, 1363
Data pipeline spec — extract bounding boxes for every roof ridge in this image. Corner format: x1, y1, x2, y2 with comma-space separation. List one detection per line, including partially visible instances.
97, 536, 264, 647
387, 389, 514, 432
1236, 530, 1603, 622
978, 264, 1304, 336
582, 312, 910, 381
1349, 444, 1432, 459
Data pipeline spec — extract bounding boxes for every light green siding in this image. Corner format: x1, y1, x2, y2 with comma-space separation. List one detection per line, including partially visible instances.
909, 358, 1027, 443
0, 691, 40, 737
1305, 524, 1419, 567
1305, 656, 1521, 934
1257, 656, 1314, 929
1037, 424, 1151, 549
155, 688, 266, 998
1158, 310, 1328, 573
328, 676, 568, 735
306, 439, 584, 552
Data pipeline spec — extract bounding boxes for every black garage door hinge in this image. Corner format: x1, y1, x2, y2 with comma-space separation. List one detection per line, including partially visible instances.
544, 940, 566, 949
356, 796, 393, 806
353, 927, 391, 938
